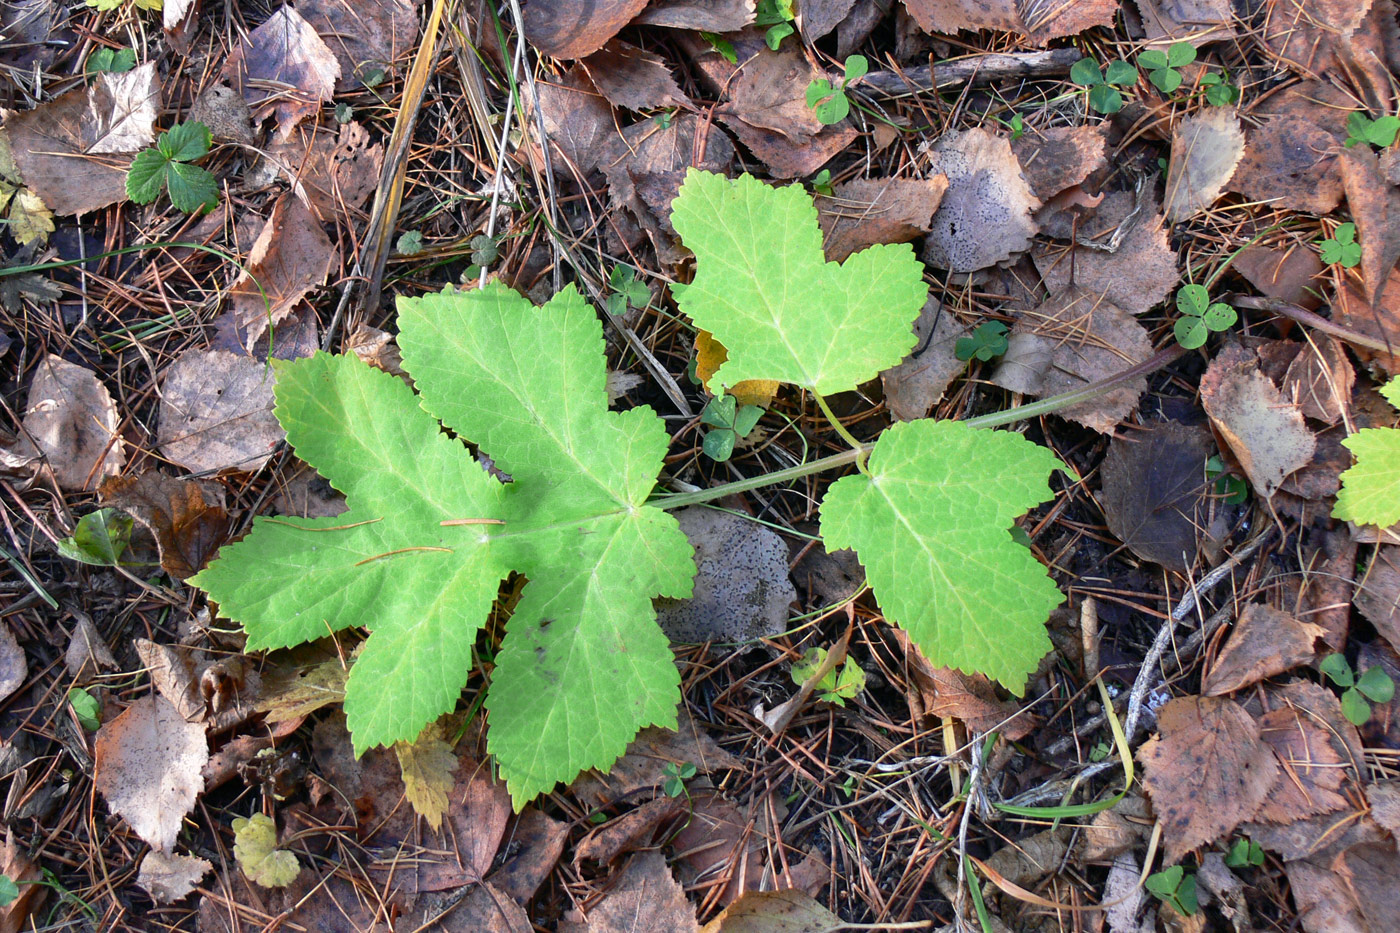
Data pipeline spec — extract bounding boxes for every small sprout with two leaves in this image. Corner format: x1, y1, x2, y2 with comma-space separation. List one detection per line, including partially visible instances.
1173, 283, 1237, 349
85, 47, 136, 76
606, 265, 650, 316
662, 761, 697, 798
1225, 837, 1265, 870
755, 0, 795, 49
807, 55, 868, 125
790, 647, 866, 706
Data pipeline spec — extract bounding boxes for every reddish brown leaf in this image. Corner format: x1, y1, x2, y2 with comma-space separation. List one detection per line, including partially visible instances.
522, 0, 649, 60
228, 194, 337, 349
1200, 345, 1316, 497
1135, 0, 1235, 43
0, 830, 45, 933
582, 41, 691, 111
634, 0, 756, 30
1354, 546, 1400, 653
800, 0, 860, 39
1232, 116, 1344, 215
1099, 421, 1212, 572
880, 298, 969, 422
1011, 124, 1107, 201
570, 709, 742, 808
532, 66, 616, 178
1232, 242, 1324, 310
580, 851, 698, 932
817, 175, 948, 262
1204, 604, 1325, 697
1340, 146, 1400, 308
11, 354, 123, 491
574, 796, 688, 865
487, 808, 569, 903
296, 0, 419, 91
1138, 695, 1280, 861
1255, 705, 1350, 823
1335, 275, 1400, 376
892, 627, 1035, 739
902, 0, 1117, 44
100, 472, 231, 580
1337, 841, 1400, 933
264, 122, 384, 219
1282, 335, 1353, 424
222, 6, 340, 138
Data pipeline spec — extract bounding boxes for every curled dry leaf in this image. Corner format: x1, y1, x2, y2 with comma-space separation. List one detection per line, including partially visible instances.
265, 122, 384, 219
1138, 695, 1280, 862
136, 849, 211, 904
222, 6, 340, 139
1335, 276, 1400, 376
189, 82, 255, 145
1254, 698, 1352, 823
1203, 604, 1325, 696
99, 472, 232, 580
3, 62, 158, 215
228, 194, 337, 349
1099, 420, 1213, 572
65, 612, 117, 682
816, 175, 948, 262
574, 796, 688, 865
256, 654, 349, 723
582, 41, 692, 112
522, 0, 649, 60
901, 0, 1118, 45
1011, 124, 1108, 201
94, 694, 208, 853
800, 0, 859, 40
296, 0, 419, 91
488, 807, 570, 902
1164, 107, 1245, 223
922, 127, 1040, 273
1033, 188, 1180, 315
991, 288, 1152, 433
1282, 336, 1353, 424
1200, 345, 1316, 497
12, 354, 123, 491
880, 298, 969, 422
0, 829, 45, 933
655, 507, 797, 644
892, 626, 1034, 739
1340, 146, 1400, 308
579, 851, 698, 932
157, 349, 285, 474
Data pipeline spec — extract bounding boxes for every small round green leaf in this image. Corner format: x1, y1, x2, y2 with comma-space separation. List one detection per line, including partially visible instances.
1104, 60, 1138, 87
1319, 652, 1354, 687
0, 876, 16, 907
1150, 68, 1183, 93
1174, 317, 1208, 349
843, 54, 868, 81
1167, 42, 1197, 67
1138, 49, 1169, 70
160, 121, 213, 162
812, 92, 850, 124
125, 148, 168, 204
1070, 57, 1103, 87
1357, 666, 1395, 703
1176, 283, 1209, 316
1201, 302, 1237, 331
1340, 688, 1371, 726
1087, 85, 1123, 114
702, 429, 736, 462
68, 687, 101, 731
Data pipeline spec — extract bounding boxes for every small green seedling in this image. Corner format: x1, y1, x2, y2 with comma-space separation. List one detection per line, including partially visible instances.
1205, 455, 1248, 505
85, 47, 136, 76
662, 760, 697, 797
1319, 223, 1362, 268
1225, 837, 1265, 869
811, 169, 834, 197
606, 265, 650, 316
1345, 111, 1400, 149
956, 321, 1010, 362
653, 109, 676, 129
67, 687, 101, 732
1173, 283, 1237, 349
791, 647, 866, 706
755, 0, 795, 49
1320, 653, 1395, 725
1199, 72, 1240, 106
0, 876, 16, 907
335, 102, 354, 123
1145, 865, 1198, 915
1070, 56, 1137, 114
57, 509, 133, 566
126, 122, 219, 214
700, 32, 737, 64
1138, 42, 1195, 93
1007, 112, 1024, 140
807, 55, 868, 125
396, 230, 424, 256
470, 233, 500, 267
700, 394, 764, 462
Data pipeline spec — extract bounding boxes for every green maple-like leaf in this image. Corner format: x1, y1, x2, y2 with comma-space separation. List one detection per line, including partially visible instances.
1334, 377, 1400, 528
819, 419, 1064, 691
192, 284, 694, 808
669, 169, 928, 396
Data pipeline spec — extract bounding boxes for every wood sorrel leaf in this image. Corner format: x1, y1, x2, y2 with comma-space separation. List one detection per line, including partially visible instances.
670, 169, 928, 396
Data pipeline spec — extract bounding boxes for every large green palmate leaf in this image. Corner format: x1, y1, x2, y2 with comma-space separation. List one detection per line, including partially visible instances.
193, 284, 694, 808
819, 419, 1064, 691
1334, 377, 1400, 528
669, 169, 928, 396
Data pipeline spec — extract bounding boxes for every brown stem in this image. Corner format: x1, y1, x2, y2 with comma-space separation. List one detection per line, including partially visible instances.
1229, 294, 1397, 356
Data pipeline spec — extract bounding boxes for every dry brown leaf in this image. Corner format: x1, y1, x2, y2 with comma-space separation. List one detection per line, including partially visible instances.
1335, 275, 1400, 375
522, 0, 649, 60
901, 0, 1118, 45
570, 709, 742, 807
800, 0, 860, 39
436, 881, 534, 933
724, 43, 829, 140
1232, 243, 1324, 310
1203, 604, 1325, 696
256, 655, 348, 723
991, 288, 1151, 433
188, 82, 255, 145
1164, 107, 1244, 223
1282, 335, 1353, 424
698, 889, 843, 933
655, 507, 797, 644
720, 112, 856, 178
3, 62, 158, 215
0, 624, 23, 706
634, 0, 757, 30
880, 298, 968, 422
893, 627, 1034, 739
137, 849, 211, 904
581, 850, 698, 932
13, 354, 123, 491
1135, 0, 1235, 44
94, 694, 208, 853
222, 6, 340, 139
922, 127, 1039, 273
1337, 842, 1400, 933
163, 0, 197, 30
1254, 701, 1351, 822
228, 194, 337, 349
99, 472, 232, 580
488, 807, 570, 902
1354, 546, 1400, 652
265, 122, 384, 218
532, 66, 616, 178
574, 796, 688, 865
1199, 345, 1316, 497
1262, 0, 1382, 94
395, 721, 457, 831
1033, 188, 1180, 315
1366, 780, 1400, 835
157, 349, 284, 474
133, 639, 214, 724
1099, 421, 1213, 572
694, 331, 778, 407
0, 829, 45, 933
1138, 695, 1280, 862
1340, 146, 1400, 308
1231, 116, 1344, 215
1286, 852, 1370, 933
816, 175, 948, 262
1011, 124, 1108, 200
668, 791, 768, 907
296, 0, 419, 91
65, 612, 117, 682
583, 41, 692, 111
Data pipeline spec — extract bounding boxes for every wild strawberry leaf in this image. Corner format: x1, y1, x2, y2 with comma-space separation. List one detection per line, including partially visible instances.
669, 169, 928, 396
193, 284, 694, 808
819, 419, 1064, 691
1334, 377, 1400, 528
